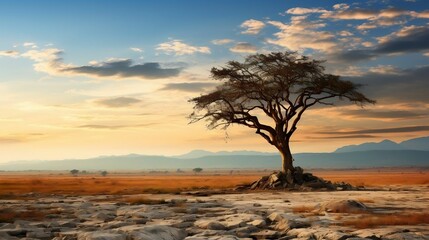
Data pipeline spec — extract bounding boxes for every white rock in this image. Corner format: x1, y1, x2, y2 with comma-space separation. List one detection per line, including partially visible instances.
194, 220, 226, 230
249, 219, 266, 228
219, 214, 262, 229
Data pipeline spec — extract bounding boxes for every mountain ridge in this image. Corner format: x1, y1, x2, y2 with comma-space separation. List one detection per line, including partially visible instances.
0, 136, 427, 171
1, 150, 428, 171
334, 136, 429, 153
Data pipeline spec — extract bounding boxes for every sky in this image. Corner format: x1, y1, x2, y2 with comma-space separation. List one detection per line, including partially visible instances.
0, 0, 428, 162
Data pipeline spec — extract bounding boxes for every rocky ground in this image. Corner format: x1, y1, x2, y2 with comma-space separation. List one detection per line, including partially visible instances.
0, 185, 428, 240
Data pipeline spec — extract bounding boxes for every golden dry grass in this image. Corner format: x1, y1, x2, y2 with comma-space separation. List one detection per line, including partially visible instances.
313, 169, 429, 186
0, 175, 259, 196
341, 213, 429, 228
0, 169, 427, 197
356, 198, 375, 203
292, 205, 315, 213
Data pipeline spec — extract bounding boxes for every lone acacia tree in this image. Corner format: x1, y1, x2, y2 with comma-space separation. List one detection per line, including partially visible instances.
189, 52, 375, 173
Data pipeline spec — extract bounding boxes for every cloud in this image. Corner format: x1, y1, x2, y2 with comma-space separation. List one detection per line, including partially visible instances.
0, 50, 20, 57
21, 48, 62, 62
375, 26, 429, 54
160, 82, 216, 92
286, 7, 328, 15
333, 4, 349, 10
340, 109, 427, 120
130, 47, 143, 52
321, 8, 421, 20
349, 65, 429, 103
362, 41, 374, 47
0, 133, 46, 144
23, 42, 37, 48
77, 123, 154, 130
321, 9, 378, 20
267, 16, 337, 53
416, 10, 429, 18
319, 7, 429, 32
94, 97, 141, 108
240, 19, 265, 34
309, 134, 377, 139
21, 48, 66, 74
334, 49, 376, 62
336, 25, 429, 61
368, 65, 402, 75
338, 31, 353, 37
63, 59, 182, 79
379, 25, 426, 43
1, 48, 184, 80
156, 40, 210, 55
332, 66, 365, 77
0, 137, 23, 144
211, 39, 234, 45
356, 22, 378, 30
229, 42, 258, 53
318, 126, 429, 135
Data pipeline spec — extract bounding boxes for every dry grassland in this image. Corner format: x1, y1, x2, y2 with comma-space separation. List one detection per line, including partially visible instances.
314, 169, 429, 186
340, 213, 429, 229
0, 169, 427, 197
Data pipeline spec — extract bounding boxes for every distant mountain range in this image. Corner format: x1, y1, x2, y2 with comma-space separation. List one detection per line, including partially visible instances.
335, 136, 429, 152
0, 136, 428, 171
174, 150, 275, 159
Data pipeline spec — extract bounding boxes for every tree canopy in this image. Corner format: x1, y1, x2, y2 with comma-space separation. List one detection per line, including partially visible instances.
189, 52, 375, 172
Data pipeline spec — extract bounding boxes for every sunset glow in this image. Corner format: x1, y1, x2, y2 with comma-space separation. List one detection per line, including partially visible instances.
0, 0, 428, 162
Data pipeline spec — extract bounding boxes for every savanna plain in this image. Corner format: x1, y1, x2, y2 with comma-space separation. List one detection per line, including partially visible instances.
0, 168, 428, 240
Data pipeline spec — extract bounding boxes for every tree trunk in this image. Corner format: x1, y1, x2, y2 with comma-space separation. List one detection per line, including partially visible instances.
279, 144, 294, 173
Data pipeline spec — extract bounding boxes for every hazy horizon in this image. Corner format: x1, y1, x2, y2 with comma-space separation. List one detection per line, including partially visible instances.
1, 135, 427, 165
1, 0, 429, 162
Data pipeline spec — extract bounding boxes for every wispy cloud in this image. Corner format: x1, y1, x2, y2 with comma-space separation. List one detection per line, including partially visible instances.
321, 9, 379, 20
267, 16, 337, 53
21, 48, 66, 74
1, 47, 183, 80
77, 123, 154, 130
240, 19, 265, 35
333, 3, 349, 10
286, 7, 328, 15
308, 134, 377, 139
161, 82, 216, 92
156, 40, 210, 55
318, 7, 429, 32
0, 133, 46, 144
350, 65, 429, 103
336, 25, 429, 62
0, 50, 20, 57
130, 47, 143, 52
94, 97, 141, 108
0, 137, 24, 144
320, 7, 428, 20
63, 59, 183, 79
318, 126, 429, 135
368, 65, 403, 75
340, 109, 427, 120
211, 39, 234, 45
23, 42, 37, 48
229, 42, 258, 53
